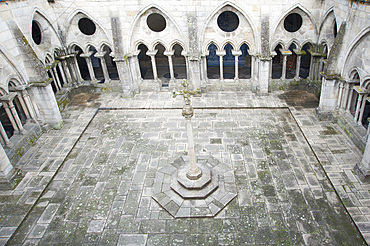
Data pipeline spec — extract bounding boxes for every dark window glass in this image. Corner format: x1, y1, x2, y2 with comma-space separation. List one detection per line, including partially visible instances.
284, 13, 302, 33
32, 21, 42, 45
217, 11, 239, 32
147, 13, 166, 32
78, 18, 96, 35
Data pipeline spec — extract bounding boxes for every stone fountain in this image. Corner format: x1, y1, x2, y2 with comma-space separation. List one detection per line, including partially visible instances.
152, 80, 237, 218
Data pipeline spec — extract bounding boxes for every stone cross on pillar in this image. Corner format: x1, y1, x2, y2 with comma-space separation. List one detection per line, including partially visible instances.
173, 80, 202, 180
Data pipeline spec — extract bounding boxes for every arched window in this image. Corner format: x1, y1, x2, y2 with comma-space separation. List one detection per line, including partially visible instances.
155, 43, 170, 87
102, 45, 119, 79
272, 44, 283, 79
239, 43, 251, 79
206, 43, 220, 79
223, 43, 235, 79
88, 46, 104, 81
137, 44, 152, 79
287, 43, 297, 79
173, 44, 187, 79
300, 43, 311, 79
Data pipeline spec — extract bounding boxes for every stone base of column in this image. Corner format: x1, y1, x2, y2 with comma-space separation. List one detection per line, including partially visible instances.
138, 80, 161, 92
0, 168, 24, 190
354, 162, 370, 182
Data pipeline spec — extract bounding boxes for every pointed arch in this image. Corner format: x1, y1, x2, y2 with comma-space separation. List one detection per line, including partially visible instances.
272, 4, 318, 37
201, 2, 258, 53
221, 41, 236, 50
31, 9, 63, 47
65, 10, 111, 51
342, 27, 370, 77
129, 4, 186, 53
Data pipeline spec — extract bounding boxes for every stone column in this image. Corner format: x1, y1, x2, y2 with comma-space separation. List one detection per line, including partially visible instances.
345, 80, 359, 111
358, 94, 369, 125
352, 86, 368, 125
0, 103, 11, 146
52, 62, 63, 90
72, 53, 84, 84
280, 49, 292, 80
309, 51, 326, 81
95, 51, 111, 83
57, 62, 68, 86
317, 75, 341, 113
59, 58, 73, 84
9, 86, 31, 121
337, 81, 345, 109
164, 50, 175, 81
187, 56, 202, 90
28, 81, 62, 127
1, 94, 24, 133
355, 133, 370, 181
354, 94, 363, 124
127, 51, 141, 93
294, 49, 305, 80
216, 50, 226, 81
114, 56, 137, 96
2, 101, 19, 134
200, 53, 208, 89
258, 57, 272, 94
232, 50, 242, 80
46, 63, 60, 91
80, 52, 98, 84
147, 50, 159, 81
0, 144, 13, 177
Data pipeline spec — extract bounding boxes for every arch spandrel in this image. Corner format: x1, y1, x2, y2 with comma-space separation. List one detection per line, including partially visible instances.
272, 4, 317, 48
201, 3, 256, 54
130, 5, 185, 53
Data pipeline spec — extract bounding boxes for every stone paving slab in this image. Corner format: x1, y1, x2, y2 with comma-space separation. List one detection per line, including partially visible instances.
0, 90, 369, 245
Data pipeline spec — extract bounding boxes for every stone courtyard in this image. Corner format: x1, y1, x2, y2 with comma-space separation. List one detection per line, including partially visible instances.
0, 89, 369, 245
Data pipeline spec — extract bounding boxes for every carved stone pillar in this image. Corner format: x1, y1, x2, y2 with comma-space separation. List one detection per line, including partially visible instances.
52, 61, 63, 90
355, 133, 370, 181
353, 86, 368, 125
147, 50, 159, 81
164, 50, 175, 81
95, 51, 111, 83
0, 143, 13, 177
258, 56, 272, 94
56, 62, 68, 86
9, 86, 31, 122
80, 52, 98, 84
0, 93, 24, 134
337, 81, 345, 109
232, 50, 242, 80
216, 50, 226, 81
280, 49, 292, 80
294, 49, 305, 80
28, 81, 62, 127
0, 103, 11, 146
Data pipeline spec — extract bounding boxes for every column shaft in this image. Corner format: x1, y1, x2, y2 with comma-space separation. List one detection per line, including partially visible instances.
150, 55, 158, 80
354, 94, 363, 123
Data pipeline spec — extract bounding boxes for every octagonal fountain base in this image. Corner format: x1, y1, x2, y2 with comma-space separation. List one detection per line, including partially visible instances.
152, 156, 237, 218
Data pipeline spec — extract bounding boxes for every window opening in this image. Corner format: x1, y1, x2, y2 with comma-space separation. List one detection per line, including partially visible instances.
223, 43, 235, 79
206, 43, 220, 79
137, 44, 152, 79
239, 44, 251, 79
32, 21, 42, 45
272, 44, 283, 79
78, 18, 96, 35
217, 11, 239, 32
284, 13, 302, 32
173, 44, 187, 79
147, 13, 166, 32
287, 43, 297, 79
299, 43, 311, 79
